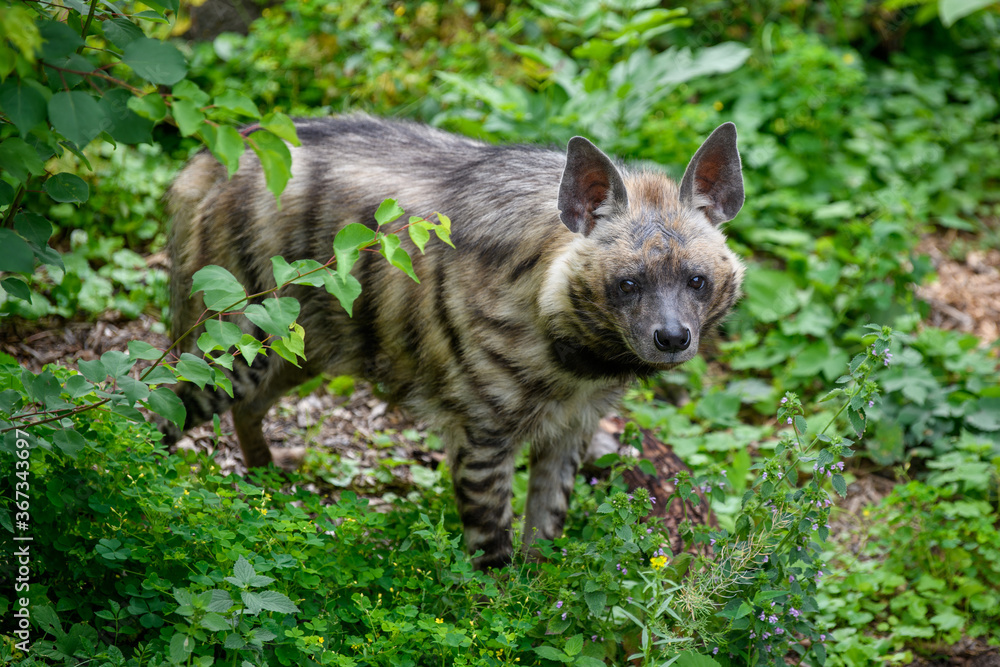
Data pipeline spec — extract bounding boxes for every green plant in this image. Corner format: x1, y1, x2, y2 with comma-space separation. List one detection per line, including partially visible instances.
815, 435, 1000, 665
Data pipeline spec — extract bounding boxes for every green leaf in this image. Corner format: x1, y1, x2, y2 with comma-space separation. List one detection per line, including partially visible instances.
172, 98, 205, 137
260, 112, 300, 145
176, 353, 213, 390
674, 652, 722, 667
638, 458, 657, 476
0, 229, 35, 273
44, 173, 89, 203
533, 646, 571, 662
848, 409, 866, 437
199, 612, 231, 632
168, 633, 194, 665
147, 388, 185, 429
206, 124, 245, 178
190, 265, 247, 312
0, 78, 47, 135
244, 297, 300, 338
271, 322, 305, 366
127, 93, 168, 122
236, 335, 263, 366
127, 340, 164, 361
939, 0, 997, 26
249, 590, 299, 614
374, 198, 405, 226
333, 223, 377, 279
1, 277, 30, 301
214, 90, 260, 118
123, 37, 188, 85
408, 220, 431, 253
0, 181, 14, 206
322, 271, 363, 316
793, 415, 807, 434
101, 350, 135, 379
564, 634, 583, 657
743, 268, 798, 322
52, 428, 87, 458
48, 91, 104, 148
831, 473, 847, 497
63, 374, 94, 399
77, 359, 107, 383
205, 319, 244, 348
99, 88, 154, 145
38, 20, 83, 60
119, 375, 150, 404
248, 129, 293, 203
584, 590, 606, 615
379, 233, 419, 282
817, 388, 843, 403
101, 17, 145, 49
433, 212, 454, 247
172, 79, 211, 105
0, 137, 46, 184
14, 212, 53, 249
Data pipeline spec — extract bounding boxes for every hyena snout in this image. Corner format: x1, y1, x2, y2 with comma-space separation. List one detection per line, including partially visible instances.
653, 325, 691, 353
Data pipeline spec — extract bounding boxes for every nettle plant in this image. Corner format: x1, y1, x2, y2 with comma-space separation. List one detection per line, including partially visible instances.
605, 326, 895, 666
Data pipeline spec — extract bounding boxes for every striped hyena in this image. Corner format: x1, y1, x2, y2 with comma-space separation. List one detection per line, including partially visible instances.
165, 116, 745, 568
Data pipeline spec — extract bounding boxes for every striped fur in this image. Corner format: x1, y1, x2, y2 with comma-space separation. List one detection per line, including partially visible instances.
164, 116, 746, 568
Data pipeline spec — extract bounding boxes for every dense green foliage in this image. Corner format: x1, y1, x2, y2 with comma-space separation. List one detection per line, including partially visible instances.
2, 0, 999, 665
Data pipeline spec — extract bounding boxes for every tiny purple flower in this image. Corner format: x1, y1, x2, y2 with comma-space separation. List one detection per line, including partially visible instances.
820, 634, 827, 641
787, 417, 793, 425
781, 397, 787, 404
561, 612, 567, 621
646, 528, 653, 534
775, 627, 784, 635
556, 600, 563, 609
713, 647, 719, 655
710, 538, 716, 547
590, 477, 598, 486
768, 614, 778, 624
790, 607, 801, 618
763, 632, 771, 640
592, 635, 598, 641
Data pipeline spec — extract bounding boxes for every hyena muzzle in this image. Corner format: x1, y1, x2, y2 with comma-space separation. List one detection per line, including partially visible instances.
164, 115, 745, 569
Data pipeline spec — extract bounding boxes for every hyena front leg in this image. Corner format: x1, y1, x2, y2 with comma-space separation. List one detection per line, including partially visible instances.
522, 434, 587, 551
447, 429, 517, 569
164, 355, 313, 468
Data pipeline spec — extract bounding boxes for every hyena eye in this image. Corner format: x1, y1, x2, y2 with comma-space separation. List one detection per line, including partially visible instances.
688, 275, 707, 290
619, 279, 638, 294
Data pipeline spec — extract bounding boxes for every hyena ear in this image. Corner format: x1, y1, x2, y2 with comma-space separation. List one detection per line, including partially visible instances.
679, 122, 744, 226
558, 136, 629, 235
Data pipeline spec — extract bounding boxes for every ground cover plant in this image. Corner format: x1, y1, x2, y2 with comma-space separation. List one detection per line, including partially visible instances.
2, 0, 999, 665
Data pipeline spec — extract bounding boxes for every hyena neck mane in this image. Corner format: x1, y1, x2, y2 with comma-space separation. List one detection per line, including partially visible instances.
549, 336, 662, 381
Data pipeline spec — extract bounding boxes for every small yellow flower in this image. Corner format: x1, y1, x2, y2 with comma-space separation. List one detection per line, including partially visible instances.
843, 53, 856, 65
650, 556, 668, 570
713, 100, 724, 111
435, 618, 444, 624
394, 5, 405, 16
318, 637, 324, 644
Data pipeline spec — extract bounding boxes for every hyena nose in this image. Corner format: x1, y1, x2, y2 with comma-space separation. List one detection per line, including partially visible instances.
654, 327, 691, 353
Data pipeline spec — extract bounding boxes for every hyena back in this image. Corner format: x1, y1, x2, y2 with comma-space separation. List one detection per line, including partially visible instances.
166, 115, 745, 568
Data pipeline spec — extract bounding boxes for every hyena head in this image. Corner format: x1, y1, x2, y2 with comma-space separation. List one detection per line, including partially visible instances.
553, 123, 746, 372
